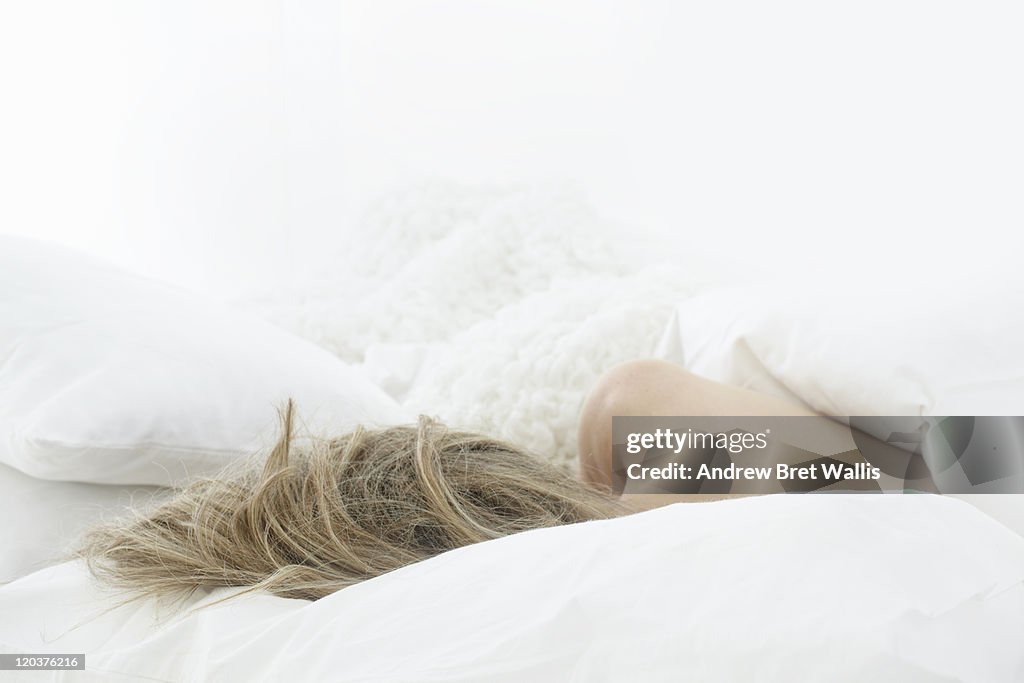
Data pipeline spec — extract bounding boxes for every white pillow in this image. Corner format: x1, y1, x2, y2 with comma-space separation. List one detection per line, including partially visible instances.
656, 280, 1024, 416
1, 496, 1022, 681
0, 236, 409, 486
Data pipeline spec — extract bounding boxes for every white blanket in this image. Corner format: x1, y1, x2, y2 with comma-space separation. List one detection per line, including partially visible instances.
237, 184, 718, 469
2, 495, 1022, 682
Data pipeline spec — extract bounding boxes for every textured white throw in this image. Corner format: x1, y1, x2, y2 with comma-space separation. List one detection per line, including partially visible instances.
237, 183, 706, 469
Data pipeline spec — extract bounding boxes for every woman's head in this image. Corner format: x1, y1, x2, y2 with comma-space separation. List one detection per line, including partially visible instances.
79, 403, 626, 601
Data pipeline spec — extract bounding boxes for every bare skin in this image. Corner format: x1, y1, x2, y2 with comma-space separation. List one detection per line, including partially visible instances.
576, 359, 820, 511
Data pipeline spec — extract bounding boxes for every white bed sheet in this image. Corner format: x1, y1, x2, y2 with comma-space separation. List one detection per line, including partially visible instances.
0, 460, 167, 583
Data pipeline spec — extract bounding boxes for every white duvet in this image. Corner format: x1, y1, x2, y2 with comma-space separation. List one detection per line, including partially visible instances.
2, 495, 1023, 682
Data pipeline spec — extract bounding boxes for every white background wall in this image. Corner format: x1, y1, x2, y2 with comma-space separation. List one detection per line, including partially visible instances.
2, 1, 1022, 297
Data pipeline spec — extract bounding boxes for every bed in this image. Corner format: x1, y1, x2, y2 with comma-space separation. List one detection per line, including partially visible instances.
2, 191, 1023, 681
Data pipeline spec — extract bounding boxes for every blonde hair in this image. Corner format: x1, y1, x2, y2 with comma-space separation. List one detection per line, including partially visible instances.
78, 403, 627, 602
